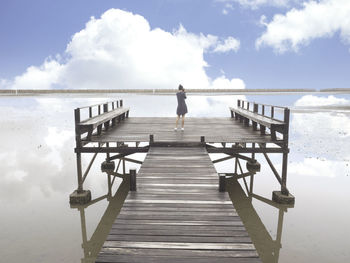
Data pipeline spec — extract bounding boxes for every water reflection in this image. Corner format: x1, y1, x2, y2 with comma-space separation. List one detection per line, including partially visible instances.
71, 180, 129, 263
227, 177, 293, 263
73, 166, 292, 263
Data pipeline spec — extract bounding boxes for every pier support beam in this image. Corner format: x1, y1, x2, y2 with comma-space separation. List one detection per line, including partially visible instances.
273, 152, 295, 204
70, 150, 92, 205
70, 190, 91, 205
130, 169, 137, 191
272, 191, 295, 205
219, 173, 226, 192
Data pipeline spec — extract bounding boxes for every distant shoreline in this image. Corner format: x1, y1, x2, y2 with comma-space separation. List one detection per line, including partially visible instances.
0, 88, 350, 96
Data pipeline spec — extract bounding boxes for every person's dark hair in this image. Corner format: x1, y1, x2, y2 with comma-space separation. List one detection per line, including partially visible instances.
178, 84, 184, 91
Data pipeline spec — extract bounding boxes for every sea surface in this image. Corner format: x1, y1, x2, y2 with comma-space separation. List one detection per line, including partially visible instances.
0, 93, 349, 263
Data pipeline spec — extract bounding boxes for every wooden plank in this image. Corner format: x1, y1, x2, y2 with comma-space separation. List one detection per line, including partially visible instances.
108, 228, 248, 237
96, 146, 260, 262
102, 241, 255, 250
87, 117, 277, 144
113, 219, 244, 226
99, 247, 259, 258
111, 224, 246, 231
96, 254, 261, 263
106, 234, 252, 243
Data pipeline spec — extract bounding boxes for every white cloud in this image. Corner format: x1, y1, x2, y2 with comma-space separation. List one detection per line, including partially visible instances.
217, 0, 294, 10
213, 37, 240, 53
294, 95, 350, 107
6, 8, 242, 91
256, 0, 350, 53
289, 157, 349, 178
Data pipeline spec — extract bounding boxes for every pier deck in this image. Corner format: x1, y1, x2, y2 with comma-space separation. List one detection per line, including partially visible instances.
96, 146, 261, 263
88, 117, 277, 144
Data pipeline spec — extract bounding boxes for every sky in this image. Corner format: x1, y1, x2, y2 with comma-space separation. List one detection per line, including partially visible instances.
1, 0, 350, 90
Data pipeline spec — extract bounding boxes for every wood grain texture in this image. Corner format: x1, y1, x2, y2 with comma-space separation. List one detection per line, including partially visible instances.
96, 147, 261, 263
88, 117, 276, 143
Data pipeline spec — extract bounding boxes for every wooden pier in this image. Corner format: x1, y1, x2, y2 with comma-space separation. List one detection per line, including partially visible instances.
96, 146, 260, 263
69, 99, 295, 262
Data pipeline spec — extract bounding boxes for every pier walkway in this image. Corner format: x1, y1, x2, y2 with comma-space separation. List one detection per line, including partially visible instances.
96, 146, 260, 263
69, 99, 295, 262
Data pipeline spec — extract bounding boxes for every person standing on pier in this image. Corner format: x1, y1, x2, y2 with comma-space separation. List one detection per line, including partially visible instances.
174, 84, 187, 131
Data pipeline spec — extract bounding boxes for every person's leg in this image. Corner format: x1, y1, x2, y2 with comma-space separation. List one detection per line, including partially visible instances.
181, 114, 185, 129
175, 115, 180, 130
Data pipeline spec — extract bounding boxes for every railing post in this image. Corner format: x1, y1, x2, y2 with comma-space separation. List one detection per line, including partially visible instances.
89, 107, 92, 118
271, 106, 274, 119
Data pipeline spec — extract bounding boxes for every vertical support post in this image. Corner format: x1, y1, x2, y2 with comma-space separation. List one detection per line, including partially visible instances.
70, 108, 91, 205
237, 99, 241, 108
219, 174, 226, 192
89, 107, 92, 118
251, 143, 256, 161
123, 158, 126, 175
107, 174, 112, 197
281, 108, 290, 195
249, 174, 254, 195
103, 103, 109, 130
74, 108, 83, 193
150, 134, 154, 145
234, 157, 238, 174
120, 100, 123, 107
130, 169, 137, 191
106, 142, 111, 196
76, 152, 83, 192
253, 103, 258, 131
200, 136, 205, 143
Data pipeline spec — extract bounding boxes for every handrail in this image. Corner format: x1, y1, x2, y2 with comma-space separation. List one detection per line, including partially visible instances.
237, 99, 289, 123
76, 100, 123, 122
78, 100, 122, 110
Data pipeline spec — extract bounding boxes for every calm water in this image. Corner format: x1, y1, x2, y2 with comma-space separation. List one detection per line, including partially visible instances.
0, 94, 349, 263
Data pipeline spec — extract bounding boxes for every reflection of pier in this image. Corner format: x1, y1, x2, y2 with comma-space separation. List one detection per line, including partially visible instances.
71, 180, 129, 263
69, 99, 294, 262
228, 178, 293, 263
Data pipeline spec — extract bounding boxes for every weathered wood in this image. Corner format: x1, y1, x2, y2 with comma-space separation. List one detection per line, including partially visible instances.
96, 146, 261, 263
99, 247, 259, 258
102, 241, 255, 250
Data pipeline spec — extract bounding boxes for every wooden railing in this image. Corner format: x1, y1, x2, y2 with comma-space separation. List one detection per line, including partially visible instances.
230, 99, 290, 144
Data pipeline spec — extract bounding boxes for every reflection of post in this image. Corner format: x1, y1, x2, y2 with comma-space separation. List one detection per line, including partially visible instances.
79, 207, 89, 260
74, 180, 129, 263
274, 208, 285, 262
228, 179, 288, 263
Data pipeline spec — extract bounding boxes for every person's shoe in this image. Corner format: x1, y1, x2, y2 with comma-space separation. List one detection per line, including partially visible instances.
181, 127, 184, 131
174, 127, 177, 131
